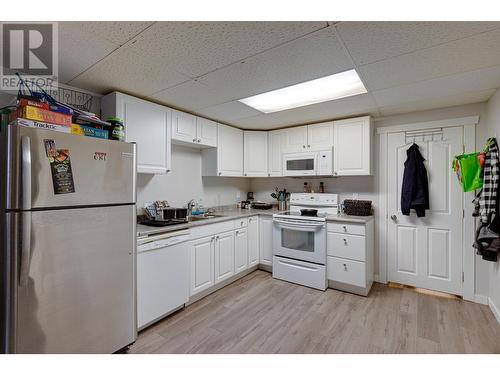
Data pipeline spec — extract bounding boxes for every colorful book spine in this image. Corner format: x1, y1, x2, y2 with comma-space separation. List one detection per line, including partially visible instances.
10, 105, 72, 127
16, 118, 71, 133
71, 124, 108, 139
18, 99, 50, 110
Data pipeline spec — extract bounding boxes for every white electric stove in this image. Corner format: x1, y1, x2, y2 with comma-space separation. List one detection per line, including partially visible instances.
272, 193, 338, 290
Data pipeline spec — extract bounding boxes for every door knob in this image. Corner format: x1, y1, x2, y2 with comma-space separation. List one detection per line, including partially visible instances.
391, 215, 397, 221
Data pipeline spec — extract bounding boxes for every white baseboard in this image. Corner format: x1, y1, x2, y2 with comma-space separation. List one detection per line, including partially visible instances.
474, 294, 489, 305
489, 298, 500, 325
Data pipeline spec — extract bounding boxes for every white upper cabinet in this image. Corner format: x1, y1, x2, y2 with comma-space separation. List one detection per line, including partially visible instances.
268, 130, 283, 177
202, 124, 244, 177
283, 125, 308, 153
196, 117, 218, 147
172, 111, 217, 148
307, 122, 334, 151
333, 116, 372, 176
101, 92, 171, 175
172, 110, 197, 144
244, 131, 268, 177
282, 123, 334, 153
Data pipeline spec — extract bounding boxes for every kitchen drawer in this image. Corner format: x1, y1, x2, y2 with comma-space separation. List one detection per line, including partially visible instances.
273, 256, 327, 291
327, 233, 365, 261
190, 220, 235, 240
327, 256, 366, 288
328, 222, 365, 235
234, 217, 248, 228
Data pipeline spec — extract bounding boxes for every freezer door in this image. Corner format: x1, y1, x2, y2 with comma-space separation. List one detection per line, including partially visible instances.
15, 205, 136, 353
6, 125, 136, 210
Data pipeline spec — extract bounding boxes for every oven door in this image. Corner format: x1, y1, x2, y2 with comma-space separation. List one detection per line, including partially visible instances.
283, 152, 317, 176
273, 218, 326, 264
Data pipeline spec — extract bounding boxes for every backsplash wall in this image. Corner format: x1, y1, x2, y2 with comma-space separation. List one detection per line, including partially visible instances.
249, 176, 378, 210
136, 145, 251, 210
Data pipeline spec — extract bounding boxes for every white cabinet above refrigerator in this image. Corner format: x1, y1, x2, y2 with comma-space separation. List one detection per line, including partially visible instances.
101, 92, 171, 175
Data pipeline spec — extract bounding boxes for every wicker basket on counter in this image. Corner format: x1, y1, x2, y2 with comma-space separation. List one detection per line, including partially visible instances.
343, 199, 373, 216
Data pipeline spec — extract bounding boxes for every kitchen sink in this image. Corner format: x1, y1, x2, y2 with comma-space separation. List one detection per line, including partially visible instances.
189, 214, 225, 221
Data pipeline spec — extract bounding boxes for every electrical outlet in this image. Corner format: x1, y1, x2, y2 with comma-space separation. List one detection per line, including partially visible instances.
353, 193, 359, 200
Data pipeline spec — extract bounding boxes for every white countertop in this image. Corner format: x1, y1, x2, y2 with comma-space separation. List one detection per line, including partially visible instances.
137, 207, 373, 238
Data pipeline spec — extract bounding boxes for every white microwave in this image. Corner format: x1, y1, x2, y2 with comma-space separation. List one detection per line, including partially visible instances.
282, 151, 332, 176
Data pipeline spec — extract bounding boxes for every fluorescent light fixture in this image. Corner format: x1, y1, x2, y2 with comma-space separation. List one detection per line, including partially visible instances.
238, 69, 367, 113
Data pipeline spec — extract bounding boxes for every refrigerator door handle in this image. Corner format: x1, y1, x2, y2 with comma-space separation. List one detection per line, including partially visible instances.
21, 136, 32, 210
19, 136, 32, 287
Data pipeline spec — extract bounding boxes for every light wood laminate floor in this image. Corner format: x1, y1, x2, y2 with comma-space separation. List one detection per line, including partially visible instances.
129, 270, 500, 354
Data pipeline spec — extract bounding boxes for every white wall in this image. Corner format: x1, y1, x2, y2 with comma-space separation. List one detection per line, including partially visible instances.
486, 89, 500, 321
137, 145, 250, 210
249, 102, 490, 295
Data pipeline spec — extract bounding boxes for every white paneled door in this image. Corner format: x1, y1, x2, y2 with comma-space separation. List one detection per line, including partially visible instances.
387, 126, 463, 295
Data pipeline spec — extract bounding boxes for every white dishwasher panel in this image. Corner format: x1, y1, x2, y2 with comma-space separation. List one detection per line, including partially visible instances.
137, 235, 189, 330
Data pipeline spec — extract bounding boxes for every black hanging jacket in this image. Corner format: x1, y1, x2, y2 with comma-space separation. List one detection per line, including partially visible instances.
401, 144, 429, 217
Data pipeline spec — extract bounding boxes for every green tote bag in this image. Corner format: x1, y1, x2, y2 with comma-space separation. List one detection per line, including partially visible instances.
452, 152, 484, 192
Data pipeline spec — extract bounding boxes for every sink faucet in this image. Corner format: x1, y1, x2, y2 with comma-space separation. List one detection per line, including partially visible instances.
187, 199, 196, 215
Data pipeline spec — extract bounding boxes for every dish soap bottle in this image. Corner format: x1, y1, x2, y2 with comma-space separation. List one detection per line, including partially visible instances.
319, 182, 325, 193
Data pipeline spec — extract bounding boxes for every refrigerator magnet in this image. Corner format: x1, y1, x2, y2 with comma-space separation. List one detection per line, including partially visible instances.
49, 149, 76, 195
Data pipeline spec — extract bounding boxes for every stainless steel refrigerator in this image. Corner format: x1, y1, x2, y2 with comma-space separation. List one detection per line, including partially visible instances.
0, 123, 137, 353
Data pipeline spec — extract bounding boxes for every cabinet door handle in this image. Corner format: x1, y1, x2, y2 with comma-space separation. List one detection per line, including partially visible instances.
236, 230, 239, 234
308, 145, 310, 148
192, 138, 197, 142
268, 173, 270, 176
343, 238, 347, 245
197, 139, 201, 143
343, 225, 347, 231
343, 263, 348, 271
218, 172, 222, 176
302, 145, 306, 148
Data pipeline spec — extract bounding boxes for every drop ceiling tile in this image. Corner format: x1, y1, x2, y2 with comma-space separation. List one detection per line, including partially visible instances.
372, 65, 500, 107
198, 27, 354, 102
336, 21, 500, 66
148, 80, 229, 111
68, 21, 154, 46
195, 101, 262, 122
58, 22, 118, 83
378, 89, 495, 116
232, 93, 377, 129
360, 28, 500, 91
67, 46, 190, 96
126, 22, 327, 78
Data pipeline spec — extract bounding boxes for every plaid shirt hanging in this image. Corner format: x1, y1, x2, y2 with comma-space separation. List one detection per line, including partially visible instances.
473, 139, 499, 224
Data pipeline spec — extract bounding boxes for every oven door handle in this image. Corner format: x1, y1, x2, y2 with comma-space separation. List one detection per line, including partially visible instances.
274, 219, 325, 231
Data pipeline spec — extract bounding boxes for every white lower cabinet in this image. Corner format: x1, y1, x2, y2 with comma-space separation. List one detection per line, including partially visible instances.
234, 228, 248, 273
247, 216, 259, 267
215, 231, 235, 283
259, 216, 273, 266
326, 219, 374, 296
190, 235, 215, 296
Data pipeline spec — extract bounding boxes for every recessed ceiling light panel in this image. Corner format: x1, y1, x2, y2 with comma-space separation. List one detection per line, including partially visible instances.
238, 69, 367, 113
